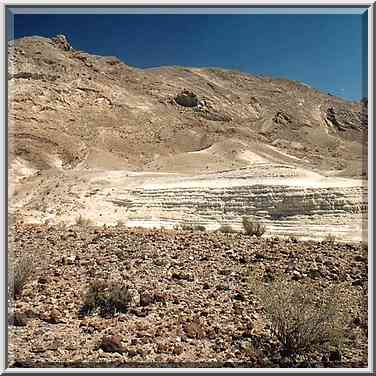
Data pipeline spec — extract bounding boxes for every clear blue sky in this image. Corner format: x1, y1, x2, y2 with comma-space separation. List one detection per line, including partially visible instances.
11, 13, 368, 101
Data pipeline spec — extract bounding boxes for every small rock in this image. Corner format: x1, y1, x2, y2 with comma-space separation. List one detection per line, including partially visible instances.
242, 322, 253, 338
202, 282, 210, 290
315, 255, 323, 263
140, 292, 155, 306
324, 260, 334, 268
291, 270, 302, 280
49, 308, 63, 323
173, 343, 184, 355
184, 321, 205, 339
353, 316, 362, 326
271, 352, 282, 363
308, 268, 321, 279
233, 292, 245, 301
9, 312, 29, 327
354, 255, 366, 263
100, 335, 125, 353
12, 360, 34, 368
263, 272, 274, 283
129, 307, 150, 317
352, 279, 364, 287
329, 349, 342, 362
39, 309, 63, 324
38, 276, 48, 284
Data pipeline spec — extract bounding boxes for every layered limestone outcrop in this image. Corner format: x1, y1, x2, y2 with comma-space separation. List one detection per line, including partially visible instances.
123, 184, 366, 220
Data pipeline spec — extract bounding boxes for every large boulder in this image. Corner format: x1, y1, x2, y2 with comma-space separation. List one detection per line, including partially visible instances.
175, 89, 198, 107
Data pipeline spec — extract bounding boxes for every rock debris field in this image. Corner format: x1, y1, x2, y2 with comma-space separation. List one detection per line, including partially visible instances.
8, 223, 368, 368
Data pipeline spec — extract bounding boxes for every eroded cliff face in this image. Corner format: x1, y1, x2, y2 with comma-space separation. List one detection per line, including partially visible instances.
8, 35, 368, 240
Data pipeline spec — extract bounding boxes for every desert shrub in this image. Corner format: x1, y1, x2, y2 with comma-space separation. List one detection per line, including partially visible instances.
324, 233, 336, 244
217, 224, 237, 233
175, 223, 206, 232
289, 235, 299, 243
75, 214, 93, 227
116, 219, 125, 227
182, 224, 196, 231
82, 279, 132, 316
193, 225, 206, 231
9, 254, 36, 299
242, 217, 266, 237
249, 273, 353, 355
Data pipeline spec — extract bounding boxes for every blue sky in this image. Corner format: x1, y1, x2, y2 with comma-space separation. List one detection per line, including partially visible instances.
11, 12, 368, 101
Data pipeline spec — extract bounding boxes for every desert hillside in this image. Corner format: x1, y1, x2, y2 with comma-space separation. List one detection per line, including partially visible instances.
8, 34, 367, 178
8, 35, 368, 241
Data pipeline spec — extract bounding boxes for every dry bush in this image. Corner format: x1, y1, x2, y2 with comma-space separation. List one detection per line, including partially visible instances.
193, 225, 206, 231
324, 233, 336, 244
176, 223, 193, 231
249, 273, 354, 355
82, 279, 132, 316
9, 254, 36, 299
175, 223, 206, 232
75, 214, 93, 226
116, 219, 126, 227
217, 224, 237, 233
242, 217, 266, 237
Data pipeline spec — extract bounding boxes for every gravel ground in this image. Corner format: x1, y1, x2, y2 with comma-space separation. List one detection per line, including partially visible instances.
8, 223, 368, 368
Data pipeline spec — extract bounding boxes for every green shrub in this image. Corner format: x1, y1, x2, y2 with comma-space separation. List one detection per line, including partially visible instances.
242, 217, 266, 237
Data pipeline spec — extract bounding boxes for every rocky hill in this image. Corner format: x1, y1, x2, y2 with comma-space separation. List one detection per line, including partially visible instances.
8, 35, 368, 241
8, 34, 367, 179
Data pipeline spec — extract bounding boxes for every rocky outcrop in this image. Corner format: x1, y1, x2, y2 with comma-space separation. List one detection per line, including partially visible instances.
124, 184, 365, 219
325, 106, 362, 131
273, 111, 292, 125
175, 89, 199, 107
51, 34, 71, 51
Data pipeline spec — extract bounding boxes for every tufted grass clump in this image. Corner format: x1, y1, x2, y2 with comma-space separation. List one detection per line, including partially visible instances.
75, 214, 93, 227
242, 217, 266, 237
324, 233, 336, 244
9, 254, 36, 299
